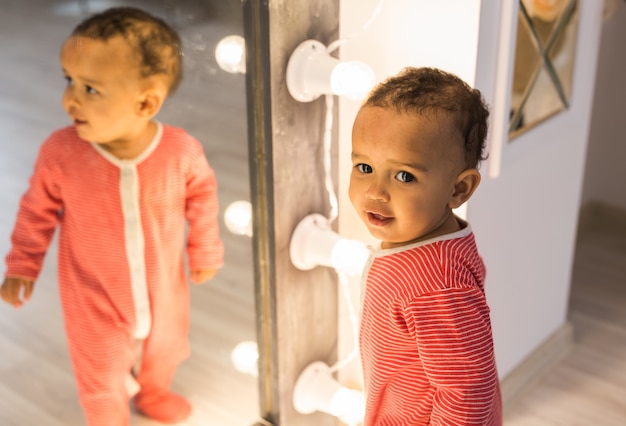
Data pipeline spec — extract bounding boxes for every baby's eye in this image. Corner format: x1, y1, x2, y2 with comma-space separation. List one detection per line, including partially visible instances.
356, 163, 372, 174
64, 75, 73, 86
85, 85, 98, 95
395, 171, 415, 183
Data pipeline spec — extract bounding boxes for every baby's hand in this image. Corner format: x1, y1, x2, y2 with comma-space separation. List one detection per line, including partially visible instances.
1, 277, 35, 308
189, 269, 217, 285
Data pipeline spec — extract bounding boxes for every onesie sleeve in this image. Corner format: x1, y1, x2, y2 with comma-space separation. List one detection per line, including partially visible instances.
5, 143, 63, 280
184, 149, 224, 271
405, 287, 500, 425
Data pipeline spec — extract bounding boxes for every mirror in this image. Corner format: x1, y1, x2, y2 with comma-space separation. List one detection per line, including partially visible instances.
0, 1, 258, 424
509, 0, 579, 140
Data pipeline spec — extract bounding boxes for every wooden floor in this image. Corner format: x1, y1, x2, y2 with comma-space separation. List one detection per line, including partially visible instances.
0, 1, 259, 425
503, 206, 626, 426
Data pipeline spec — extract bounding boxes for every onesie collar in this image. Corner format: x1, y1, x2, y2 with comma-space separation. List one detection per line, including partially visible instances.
90, 121, 163, 167
369, 217, 473, 259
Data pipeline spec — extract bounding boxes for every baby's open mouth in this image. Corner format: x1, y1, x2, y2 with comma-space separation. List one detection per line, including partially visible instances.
367, 212, 392, 226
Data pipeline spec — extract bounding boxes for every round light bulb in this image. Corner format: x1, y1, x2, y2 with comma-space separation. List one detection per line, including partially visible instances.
330, 238, 370, 276
215, 35, 246, 74
331, 387, 365, 426
231, 341, 258, 376
330, 60, 375, 100
224, 200, 253, 237
293, 361, 365, 424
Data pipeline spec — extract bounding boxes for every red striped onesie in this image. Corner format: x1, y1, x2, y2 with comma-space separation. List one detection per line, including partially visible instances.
5, 123, 223, 425
359, 222, 502, 425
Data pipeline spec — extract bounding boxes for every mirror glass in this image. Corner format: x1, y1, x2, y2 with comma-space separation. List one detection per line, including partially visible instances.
0, 1, 258, 424
509, 0, 579, 140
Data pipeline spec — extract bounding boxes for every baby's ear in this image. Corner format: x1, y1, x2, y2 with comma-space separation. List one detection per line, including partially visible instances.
449, 168, 481, 209
137, 80, 168, 118
137, 91, 164, 118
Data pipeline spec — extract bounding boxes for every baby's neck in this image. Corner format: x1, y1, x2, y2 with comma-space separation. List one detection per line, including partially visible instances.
100, 121, 157, 160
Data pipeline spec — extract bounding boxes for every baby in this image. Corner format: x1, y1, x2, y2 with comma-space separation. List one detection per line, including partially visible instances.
350, 67, 502, 425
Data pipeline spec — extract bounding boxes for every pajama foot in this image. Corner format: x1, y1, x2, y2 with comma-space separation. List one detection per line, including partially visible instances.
134, 391, 191, 423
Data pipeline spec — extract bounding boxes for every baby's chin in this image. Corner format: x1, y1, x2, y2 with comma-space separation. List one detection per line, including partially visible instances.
73, 126, 92, 142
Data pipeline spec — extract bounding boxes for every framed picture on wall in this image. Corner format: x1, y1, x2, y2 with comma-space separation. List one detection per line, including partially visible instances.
488, 0, 579, 178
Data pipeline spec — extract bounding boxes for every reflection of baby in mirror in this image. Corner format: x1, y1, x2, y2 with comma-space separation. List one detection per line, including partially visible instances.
0, 7, 223, 425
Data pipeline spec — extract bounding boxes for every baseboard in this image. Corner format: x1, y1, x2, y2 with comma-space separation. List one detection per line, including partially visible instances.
501, 322, 574, 411
578, 201, 626, 238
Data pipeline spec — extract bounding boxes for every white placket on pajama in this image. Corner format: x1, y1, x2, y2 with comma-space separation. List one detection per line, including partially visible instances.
119, 163, 151, 340
90, 125, 162, 397
90, 123, 161, 343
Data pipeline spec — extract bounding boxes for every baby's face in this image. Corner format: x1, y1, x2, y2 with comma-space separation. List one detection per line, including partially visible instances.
60, 35, 147, 144
349, 106, 465, 249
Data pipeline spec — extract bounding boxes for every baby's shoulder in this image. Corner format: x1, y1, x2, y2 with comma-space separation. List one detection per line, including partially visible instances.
160, 124, 197, 143
45, 125, 82, 143
159, 124, 203, 153
39, 126, 88, 157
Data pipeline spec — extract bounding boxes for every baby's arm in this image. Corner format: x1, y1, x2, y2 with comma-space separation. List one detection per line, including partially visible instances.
3, 141, 61, 302
409, 288, 500, 424
184, 145, 224, 273
0, 277, 35, 308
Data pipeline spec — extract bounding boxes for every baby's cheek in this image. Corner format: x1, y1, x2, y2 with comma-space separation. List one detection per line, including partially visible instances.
348, 181, 360, 208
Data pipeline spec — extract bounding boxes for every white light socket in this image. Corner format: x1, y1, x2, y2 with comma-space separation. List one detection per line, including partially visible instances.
293, 361, 343, 414
289, 214, 340, 271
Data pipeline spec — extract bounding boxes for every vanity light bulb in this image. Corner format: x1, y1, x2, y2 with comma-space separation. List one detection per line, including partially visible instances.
286, 39, 376, 102
215, 35, 246, 74
231, 341, 258, 376
330, 60, 376, 101
293, 361, 365, 424
330, 238, 370, 276
224, 200, 253, 237
290, 214, 368, 276
330, 387, 366, 426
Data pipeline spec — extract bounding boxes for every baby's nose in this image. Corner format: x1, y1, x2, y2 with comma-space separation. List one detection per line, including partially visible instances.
365, 184, 389, 201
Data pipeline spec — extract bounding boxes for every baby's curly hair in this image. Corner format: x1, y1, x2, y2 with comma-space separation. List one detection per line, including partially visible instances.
364, 67, 489, 169
71, 7, 182, 94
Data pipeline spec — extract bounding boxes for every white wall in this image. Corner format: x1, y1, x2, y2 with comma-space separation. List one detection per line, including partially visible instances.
471, 0, 603, 376
580, 5, 626, 211
337, 0, 483, 385
337, 0, 604, 387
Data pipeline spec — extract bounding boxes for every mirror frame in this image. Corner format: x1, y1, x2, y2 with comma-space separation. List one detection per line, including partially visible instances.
243, 1, 278, 424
